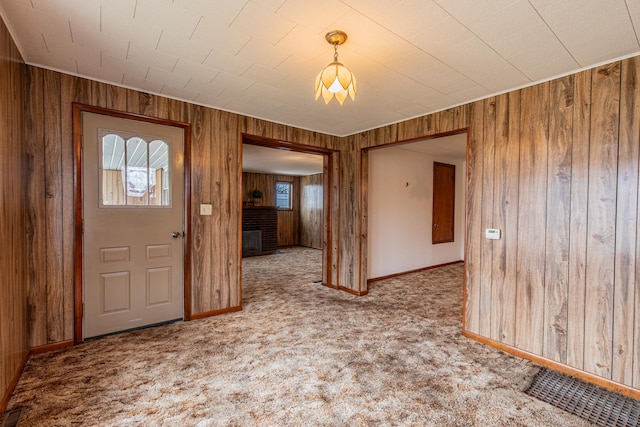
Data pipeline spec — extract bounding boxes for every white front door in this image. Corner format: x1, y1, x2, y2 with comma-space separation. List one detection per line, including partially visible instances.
82, 112, 184, 339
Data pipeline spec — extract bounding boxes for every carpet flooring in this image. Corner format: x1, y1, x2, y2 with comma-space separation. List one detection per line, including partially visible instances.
6, 247, 591, 426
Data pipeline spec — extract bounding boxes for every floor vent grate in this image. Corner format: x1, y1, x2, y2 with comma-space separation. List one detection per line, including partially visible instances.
525, 368, 640, 427
2, 407, 23, 427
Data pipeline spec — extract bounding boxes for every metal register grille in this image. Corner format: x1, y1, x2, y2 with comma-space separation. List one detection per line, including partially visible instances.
525, 368, 640, 427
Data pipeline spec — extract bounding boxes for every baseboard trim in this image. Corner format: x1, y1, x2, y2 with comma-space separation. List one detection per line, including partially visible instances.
29, 340, 74, 355
463, 330, 640, 400
190, 305, 242, 320
338, 286, 368, 296
367, 260, 464, 283
0, 350, 28, 415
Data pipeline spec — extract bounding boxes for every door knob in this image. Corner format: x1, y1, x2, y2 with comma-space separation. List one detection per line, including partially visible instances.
171, 231, 182, 239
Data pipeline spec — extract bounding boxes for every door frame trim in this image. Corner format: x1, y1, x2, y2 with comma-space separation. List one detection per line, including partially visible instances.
72, 103, 192, 344
360, 129, 468, 292
241, 134, 340, 290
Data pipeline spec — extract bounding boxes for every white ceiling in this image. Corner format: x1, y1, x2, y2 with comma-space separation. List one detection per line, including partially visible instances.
1, 0, 639, 136
243, 144, 324, 176
396, 133, 467, 160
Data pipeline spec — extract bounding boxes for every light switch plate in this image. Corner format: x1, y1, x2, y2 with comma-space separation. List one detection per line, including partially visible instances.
485, 228, 501, 240
200, 204, 212, 215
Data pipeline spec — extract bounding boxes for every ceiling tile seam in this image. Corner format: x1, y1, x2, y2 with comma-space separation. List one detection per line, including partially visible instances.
433, 0, 535, 83
41, 32, 49, 53
235, 37, 252, 57
201, 48, 215, 65
227, 1, 251, 30
624, 0, 640, 47
155, 30, 163, 50
337, 0, 491, 95
170, 57, 179, 73
189, 15, 204, 40
209, 70, 221, 85
526, 0, 581, 68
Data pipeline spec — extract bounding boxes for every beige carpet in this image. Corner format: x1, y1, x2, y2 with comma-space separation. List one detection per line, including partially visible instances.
7, 247, 591, 426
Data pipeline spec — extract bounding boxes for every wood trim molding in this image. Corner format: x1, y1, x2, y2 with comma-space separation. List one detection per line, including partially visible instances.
72, 103, 192, 342
241, 134, 339, 290
463, 330, 640, 400
29, 340, 74, 355
182, 124, 193, 320
338, 286, 369, 297
0, 351, 28, 414
359, 129, 469, 295
242, 134, 335, 156
1, 341, 74, 412
190, 305, 242, 320
367, 260, 464, 284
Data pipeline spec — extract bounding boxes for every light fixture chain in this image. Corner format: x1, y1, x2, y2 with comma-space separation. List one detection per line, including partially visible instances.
333, 43, 338, 61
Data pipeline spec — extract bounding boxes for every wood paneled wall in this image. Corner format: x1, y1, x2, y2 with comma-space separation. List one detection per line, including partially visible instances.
24, 67, 338, 347
14, 19, 640, 396
300, 173, 323, 249
354, 57, 640, 394
0, 18, 27, 411
242, 172, 300, 246
464, 60, 640, 391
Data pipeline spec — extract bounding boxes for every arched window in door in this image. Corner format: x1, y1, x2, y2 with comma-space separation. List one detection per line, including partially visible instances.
99, 131, 171, 207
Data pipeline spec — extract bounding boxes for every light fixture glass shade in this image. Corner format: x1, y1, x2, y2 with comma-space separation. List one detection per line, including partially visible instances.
314, 60, 357, 105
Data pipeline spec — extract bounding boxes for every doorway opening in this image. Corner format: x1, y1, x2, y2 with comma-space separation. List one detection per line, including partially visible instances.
240, 135, 338, 295
363, 132, 468, 284
73, 104, 191, 344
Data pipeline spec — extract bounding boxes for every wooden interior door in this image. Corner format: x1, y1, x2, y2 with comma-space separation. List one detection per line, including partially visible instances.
82, 112, 184, 338
432, 162, 455, 244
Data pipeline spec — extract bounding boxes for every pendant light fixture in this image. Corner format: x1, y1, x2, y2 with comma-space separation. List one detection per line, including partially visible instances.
314, 30, 357, 105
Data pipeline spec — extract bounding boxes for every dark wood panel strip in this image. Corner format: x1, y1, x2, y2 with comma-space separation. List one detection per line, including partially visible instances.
90, 81, 107, 108
515, 83, 549, 356
25, 65, 47, 347
216, 110, 241, 309
490, 91, 520, 346
43, 69, 64, 343
583, 62, 620, 379
479, 97, 496, 337
567, 69, 592, 370
614, 57, 640, 385
190, 105, 212, 313
464, 100, 484, 334
543, 75, 573, 363
107, 85, 127, 111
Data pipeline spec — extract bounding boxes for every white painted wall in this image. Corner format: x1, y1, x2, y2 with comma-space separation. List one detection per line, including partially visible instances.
367, 146, 466, 279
